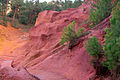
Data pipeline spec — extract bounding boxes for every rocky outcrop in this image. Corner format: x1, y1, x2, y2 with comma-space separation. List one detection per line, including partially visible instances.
0, 60, 40, 80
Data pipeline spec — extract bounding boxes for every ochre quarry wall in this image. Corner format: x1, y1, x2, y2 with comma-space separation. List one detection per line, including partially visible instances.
12, 0, 111, 80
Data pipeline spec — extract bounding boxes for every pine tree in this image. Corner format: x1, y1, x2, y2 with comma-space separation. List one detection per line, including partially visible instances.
85, 36, 107, 76
60, 21, 76, 45
60, 21, 84, 49
88, 0, 117, 25
85, 36, 101, 57
104, 2, 120, 80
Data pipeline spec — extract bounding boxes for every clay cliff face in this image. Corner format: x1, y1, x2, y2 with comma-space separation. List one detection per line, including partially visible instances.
11, 0, 110, 80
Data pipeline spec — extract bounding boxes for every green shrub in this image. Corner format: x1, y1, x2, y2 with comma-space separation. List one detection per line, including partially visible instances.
103, 2, 120, 80
85, 36, 110, 77
60, 21, 76, 45
18, 15, 29, 25
76, 27, 85, 37
85, 36, 101, 57
60, 21, 85, 48
89, 23, 94, 28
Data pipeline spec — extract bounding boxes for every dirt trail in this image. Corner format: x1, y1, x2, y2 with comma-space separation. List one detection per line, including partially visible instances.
0, 23, 28, 63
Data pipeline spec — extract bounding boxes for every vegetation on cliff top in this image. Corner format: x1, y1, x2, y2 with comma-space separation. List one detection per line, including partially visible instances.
85, 0, 120, 79
88, 0, 120, 26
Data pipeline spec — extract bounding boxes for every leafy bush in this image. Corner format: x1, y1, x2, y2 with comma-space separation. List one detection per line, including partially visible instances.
18, 15, 29, 25
60, 21, 85, 48
85, 36, 101, 57
85, 36, 110, 78
103, 2, 120, 79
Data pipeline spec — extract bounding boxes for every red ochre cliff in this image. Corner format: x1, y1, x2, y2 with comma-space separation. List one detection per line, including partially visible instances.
0, 0, 111, 80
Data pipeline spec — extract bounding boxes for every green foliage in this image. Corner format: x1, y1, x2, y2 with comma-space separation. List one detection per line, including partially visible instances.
104, 1, 120, 70
76, 27, 85, 37
2, 0, 83, 26
60, 21, 76, 45
72, 0, 83, 8
79, 20, 88, 26
0, 0, 8, 16
89, 23, 94, 28
18, 15, 29, 25
60, 21, 84, 46
85, 36, 101, 57
62, 0, 73, 10
88, 0, 116, 25
1, 15, 8, 26
85, 36, 110, 77
85, 0, 89, 4
103, 2, 120, 79
10, 0, 24, 10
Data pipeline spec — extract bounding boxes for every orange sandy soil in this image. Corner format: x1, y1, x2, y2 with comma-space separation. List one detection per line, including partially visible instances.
0, 23, 28, 63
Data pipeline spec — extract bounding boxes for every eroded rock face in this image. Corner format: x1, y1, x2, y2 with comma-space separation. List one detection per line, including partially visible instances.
0, 61, 40, 80
35, 10, 59, 26
12, 0, 111, 80
0, 67, 40, 80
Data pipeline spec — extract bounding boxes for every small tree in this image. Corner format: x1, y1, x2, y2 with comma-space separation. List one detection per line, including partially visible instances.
60, 21, 76, 45
76, 27, 85, 37
85, 36, 101, 57
88, 0, 119, 26
60, 21, 84, 48
85, 36, 110, 78
104, 2, 120, 80
10, 0, 24, 26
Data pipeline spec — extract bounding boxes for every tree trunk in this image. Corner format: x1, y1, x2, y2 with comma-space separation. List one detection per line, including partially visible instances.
54, 4, 57, 11
30, 15, 34, 24
2, 4, 4, 16
29, 8, 31, 24
12, 9, 17, 26
6, 0, 9, 16
0, 0, 2, 16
